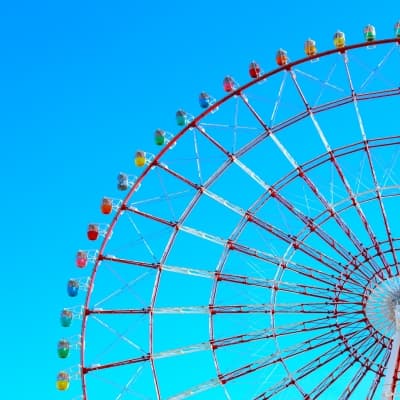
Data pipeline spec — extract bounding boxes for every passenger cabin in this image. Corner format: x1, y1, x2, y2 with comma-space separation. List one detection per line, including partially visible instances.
117, 173, 129, 191
333, 31, 346, 48
67, 279, 79, 297
395, 21, 400, 38
199, 92, 212, 108
276, 49, 288, 66
101, 197, 112, 215
154, 129, 166, 145
87, 224, 99, 241
134, 151, 146, 167
304, 39, 317, 56
57, 339, 70, 358
176, 110, 188, 126
56, 372, 70, 391
76, 250, 88, 268
249, 61, 261, 78
364, 24, 376, 42
223, 76, 236, 92
60, 309, 73, 327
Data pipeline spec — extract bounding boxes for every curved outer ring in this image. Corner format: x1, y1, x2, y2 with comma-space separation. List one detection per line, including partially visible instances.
79, 37, 400, 398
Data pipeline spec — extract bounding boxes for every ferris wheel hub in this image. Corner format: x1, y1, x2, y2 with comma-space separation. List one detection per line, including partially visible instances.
366, 276, 400, 337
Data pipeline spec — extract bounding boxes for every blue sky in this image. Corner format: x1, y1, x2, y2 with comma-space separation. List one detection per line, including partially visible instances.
2, 1, 400, 399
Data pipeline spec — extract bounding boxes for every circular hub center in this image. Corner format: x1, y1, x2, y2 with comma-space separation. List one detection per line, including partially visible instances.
366, 276, 400, 338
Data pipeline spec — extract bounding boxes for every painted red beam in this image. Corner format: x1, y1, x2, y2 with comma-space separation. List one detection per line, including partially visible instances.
213, 317, 364, 349
220, 325, 366, 385
238, 80, 391, 278
254, 328, 375, 398
340, 341, 386, 399
83, 354, 150, 374
309, 335, 383, 398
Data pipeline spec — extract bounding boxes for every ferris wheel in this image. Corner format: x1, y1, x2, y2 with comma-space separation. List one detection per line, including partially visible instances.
56, 23, 400, 399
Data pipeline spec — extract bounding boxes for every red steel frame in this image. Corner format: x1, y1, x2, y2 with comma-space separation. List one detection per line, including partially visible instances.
78, 38, 400, 399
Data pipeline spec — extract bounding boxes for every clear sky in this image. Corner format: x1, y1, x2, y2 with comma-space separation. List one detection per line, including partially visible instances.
1, 1, 400, 399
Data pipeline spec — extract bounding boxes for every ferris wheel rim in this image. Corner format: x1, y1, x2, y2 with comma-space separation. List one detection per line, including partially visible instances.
76, 37, 400, 399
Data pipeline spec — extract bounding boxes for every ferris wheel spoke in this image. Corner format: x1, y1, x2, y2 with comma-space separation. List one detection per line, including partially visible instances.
326, 150, 392, 276
382, 153, 400, 187
90, 304, 273, 314
343, 52, 398, 273
86, 316, 366, 378
220, 272, 358, 299
181, 217, 367, 287
100, 254, 361, 300
268, 188, 378, 278
130, 189, 193, 208
93, 270, 153, 308
266, 69, 307, 129
84, 340, 211, 374
274, 316, 365, 339
289, 68, 333, 151
231, 155, 376, 280
191, 129, 203, 183
269, 69, 288, 126
130, 161, 252, 225
103, 255, 216, 280
161, 152, 373, 285
227, 324, 367, 390
193, 123, 232, 157
90, 314, 147, 353
288, 68, 391, 276
361, 141, 399, 272
308, 333, 383, 399
156, 156, 239, 210
195, 121, 272, 168
214, 316, 364, 350
337, 337, 387, 399
366, 348, 391, 400
88, 365, 153, 400
154, 161, 199, 190
298, 169, 384, 273
238, 91, 384, 280
124, 205, 176, 227
232, 94, 240, 153
206, 175, 371, 285
89, 302, 362, 315
125, 214, 158, 262
199, 122, 259, 130
166, 378, 221, 400
233, 230, 369, 287
254, 326, 372, 399
180, 109, 376, 286
234, 243, 367, 289
113, 366, 146, 400
267, 137, 399, 197
324, 143, 392, 276
294, 63, 345, 105
65, 39, 400, 400
358, 45, 398, 90
153, 168, 181, 221
342, 55, 368, 141
168, 324, 352, 400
